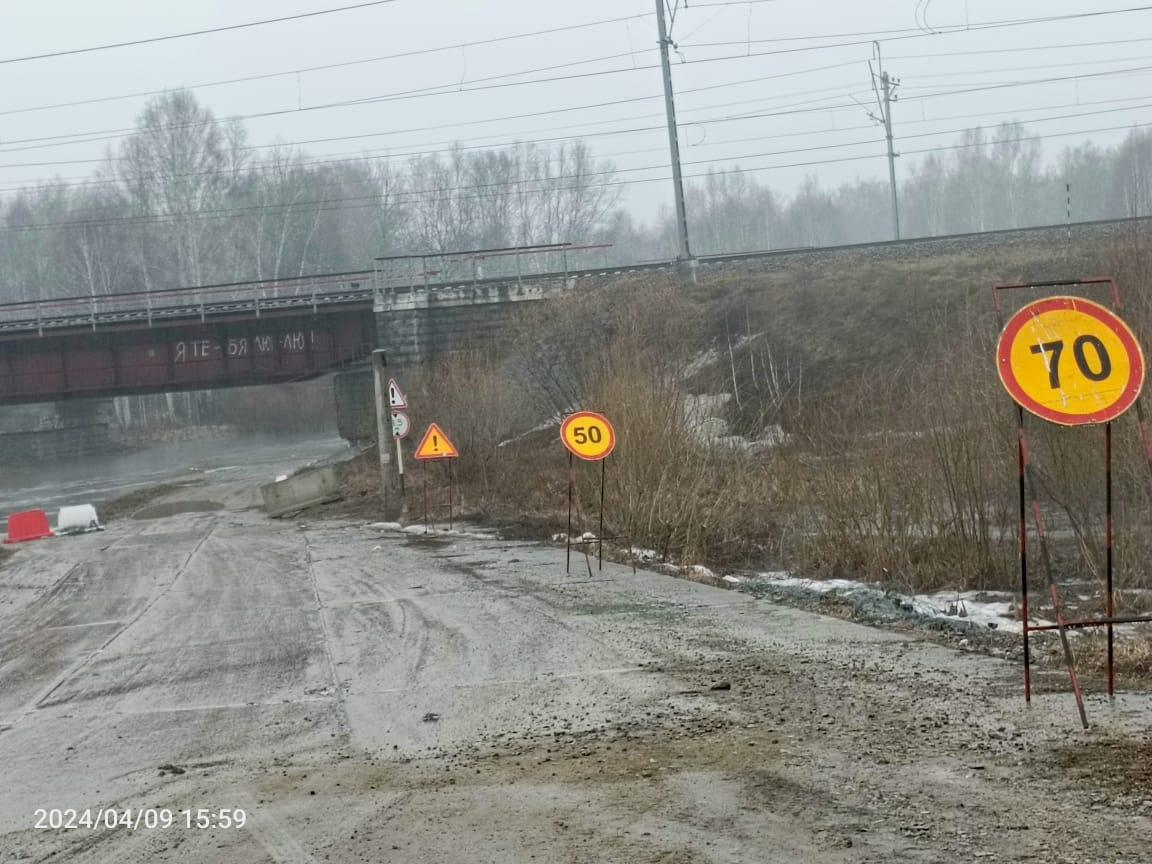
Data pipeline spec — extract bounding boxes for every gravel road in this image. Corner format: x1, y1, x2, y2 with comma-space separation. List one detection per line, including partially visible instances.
1, 472, 1149, 863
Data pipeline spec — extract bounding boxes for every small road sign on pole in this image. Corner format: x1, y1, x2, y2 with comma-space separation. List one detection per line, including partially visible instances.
997, 296, 1145, 426
388, 378, 407, 409
391, 411, 410, 439
560, 411, 616, 461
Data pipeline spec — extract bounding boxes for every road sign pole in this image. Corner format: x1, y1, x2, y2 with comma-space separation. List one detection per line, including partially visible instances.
1019, 416, 1089, 729
599, 457, 606, 572
395, 436, 405, 497
1106, 420, 1115, 698
1017, 416, 1031, 704
566, 451, 573, 575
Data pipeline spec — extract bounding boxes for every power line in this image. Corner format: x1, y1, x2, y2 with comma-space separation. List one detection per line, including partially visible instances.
679, 4, 1152, 48
0, 110, 880, 200
9, 4, 1149, 155
0, 1, 402, 66
0, 13, 658, 119
0, 81, 868, 191
898, 91, 1152, 129
0, 89, 878, 198
0, 153, 890, 236
900, 120, 1152, 157
6, 55, 1150, 188
0, 83, 876, 191
684, 1, 779, 7
11, 110, 1152, 235
896, 62, 1152, 101
901, 54, 1152, 80
890, 34, 1152, 60
16, 72, 1152, 197
2, 2, 1148, 155
0, 57, 868, 157
0, 54, 675, 152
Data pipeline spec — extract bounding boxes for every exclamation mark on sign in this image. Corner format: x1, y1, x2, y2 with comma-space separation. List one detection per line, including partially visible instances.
433, 435, 440, 451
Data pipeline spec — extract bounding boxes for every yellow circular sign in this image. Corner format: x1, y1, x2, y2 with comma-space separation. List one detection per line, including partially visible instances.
997, 296, 1145, 426
560, 411, 616, 461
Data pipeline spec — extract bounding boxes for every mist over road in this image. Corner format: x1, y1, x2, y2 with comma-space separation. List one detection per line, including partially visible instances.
0, 435, 349, 530
0, 462, 1148, 862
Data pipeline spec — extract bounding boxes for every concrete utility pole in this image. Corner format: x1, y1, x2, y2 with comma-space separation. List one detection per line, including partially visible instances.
881, 70, 900, 241
655, 0, 693, 271
371, 348, 400, 517
872, 44, 901, 241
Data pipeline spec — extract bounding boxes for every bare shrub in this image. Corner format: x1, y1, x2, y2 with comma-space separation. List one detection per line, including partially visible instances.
389, 240, 1152, 599
398, 349, 540, 517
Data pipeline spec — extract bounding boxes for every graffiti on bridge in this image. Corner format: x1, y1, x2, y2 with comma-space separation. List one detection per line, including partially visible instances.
172, 331, 313, 363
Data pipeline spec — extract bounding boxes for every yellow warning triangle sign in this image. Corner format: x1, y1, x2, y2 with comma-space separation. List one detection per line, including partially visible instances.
414, 422, 459, 460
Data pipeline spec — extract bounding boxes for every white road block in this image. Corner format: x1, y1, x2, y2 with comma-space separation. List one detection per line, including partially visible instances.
56, 504, 103, 535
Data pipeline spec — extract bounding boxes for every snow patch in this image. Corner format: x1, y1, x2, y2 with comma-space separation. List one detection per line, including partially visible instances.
752, 572, 1042, 633
629, 546, 659, 562
497, 415, 564, 448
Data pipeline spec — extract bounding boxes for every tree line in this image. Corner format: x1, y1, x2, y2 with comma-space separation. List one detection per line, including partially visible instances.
2, 89, 1152, 302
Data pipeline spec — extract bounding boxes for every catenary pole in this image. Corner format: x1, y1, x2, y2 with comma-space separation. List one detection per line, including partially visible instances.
876, 45, 901, 241
655, 0, 692, 269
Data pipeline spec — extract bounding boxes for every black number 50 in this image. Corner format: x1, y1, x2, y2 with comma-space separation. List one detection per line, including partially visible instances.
572, 426, 603, 445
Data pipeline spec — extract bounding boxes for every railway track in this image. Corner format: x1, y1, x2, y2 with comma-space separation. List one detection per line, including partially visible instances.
0, 214, 1145, 337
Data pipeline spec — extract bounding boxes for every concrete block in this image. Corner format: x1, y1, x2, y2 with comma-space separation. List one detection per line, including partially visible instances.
57, 504, 103, 535
260, 465, 343, 517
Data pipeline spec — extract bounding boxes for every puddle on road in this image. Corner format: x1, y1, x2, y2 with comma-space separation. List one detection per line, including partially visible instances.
131, 500, 223, 520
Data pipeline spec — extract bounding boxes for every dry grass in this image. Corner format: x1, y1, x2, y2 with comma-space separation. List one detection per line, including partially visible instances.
349, 227, 1152, 598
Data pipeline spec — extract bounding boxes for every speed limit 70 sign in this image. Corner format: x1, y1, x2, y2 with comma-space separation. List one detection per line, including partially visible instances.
997, 296, 1145, 426
560, 411, 616, 461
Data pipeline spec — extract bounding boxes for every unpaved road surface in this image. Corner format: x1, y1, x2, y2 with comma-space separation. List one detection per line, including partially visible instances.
1, 473, 1150, 863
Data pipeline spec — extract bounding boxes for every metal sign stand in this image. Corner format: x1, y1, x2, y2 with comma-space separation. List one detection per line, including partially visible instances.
421, 458, 455, 533
564, 453, 632, 576
396, 437, 405, 496
995, 277, 1152, 727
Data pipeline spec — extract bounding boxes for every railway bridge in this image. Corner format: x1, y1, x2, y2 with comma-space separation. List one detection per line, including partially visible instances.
0, 216, 1144, 407
0, 243, 620, 405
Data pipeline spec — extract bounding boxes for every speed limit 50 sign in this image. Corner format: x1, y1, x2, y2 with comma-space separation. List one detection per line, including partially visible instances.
560, 411, 616, 461
997, 296, 1145, 426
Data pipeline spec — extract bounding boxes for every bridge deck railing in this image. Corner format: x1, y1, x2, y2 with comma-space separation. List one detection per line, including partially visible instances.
374, 244, 612, 292
0, 243, 616, 335
0, 271, 377, 334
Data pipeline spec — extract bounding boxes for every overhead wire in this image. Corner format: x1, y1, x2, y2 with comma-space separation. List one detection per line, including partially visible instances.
0, 12, 658, 119
0, 56, 869, 156
12, 4, 1152, 152
10, 108, 1152, 235
4, 4, 1152, 234
4, 4, 1150, 159
0, 82, 873, 191
678, 4, 1152, 48
0, 1, 403, 65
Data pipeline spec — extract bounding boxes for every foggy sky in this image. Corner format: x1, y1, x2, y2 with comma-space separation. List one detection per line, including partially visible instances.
2, 0, 1151, 224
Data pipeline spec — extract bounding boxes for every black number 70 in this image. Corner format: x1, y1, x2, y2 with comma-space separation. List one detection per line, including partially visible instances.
1030, 335, 1112, 389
